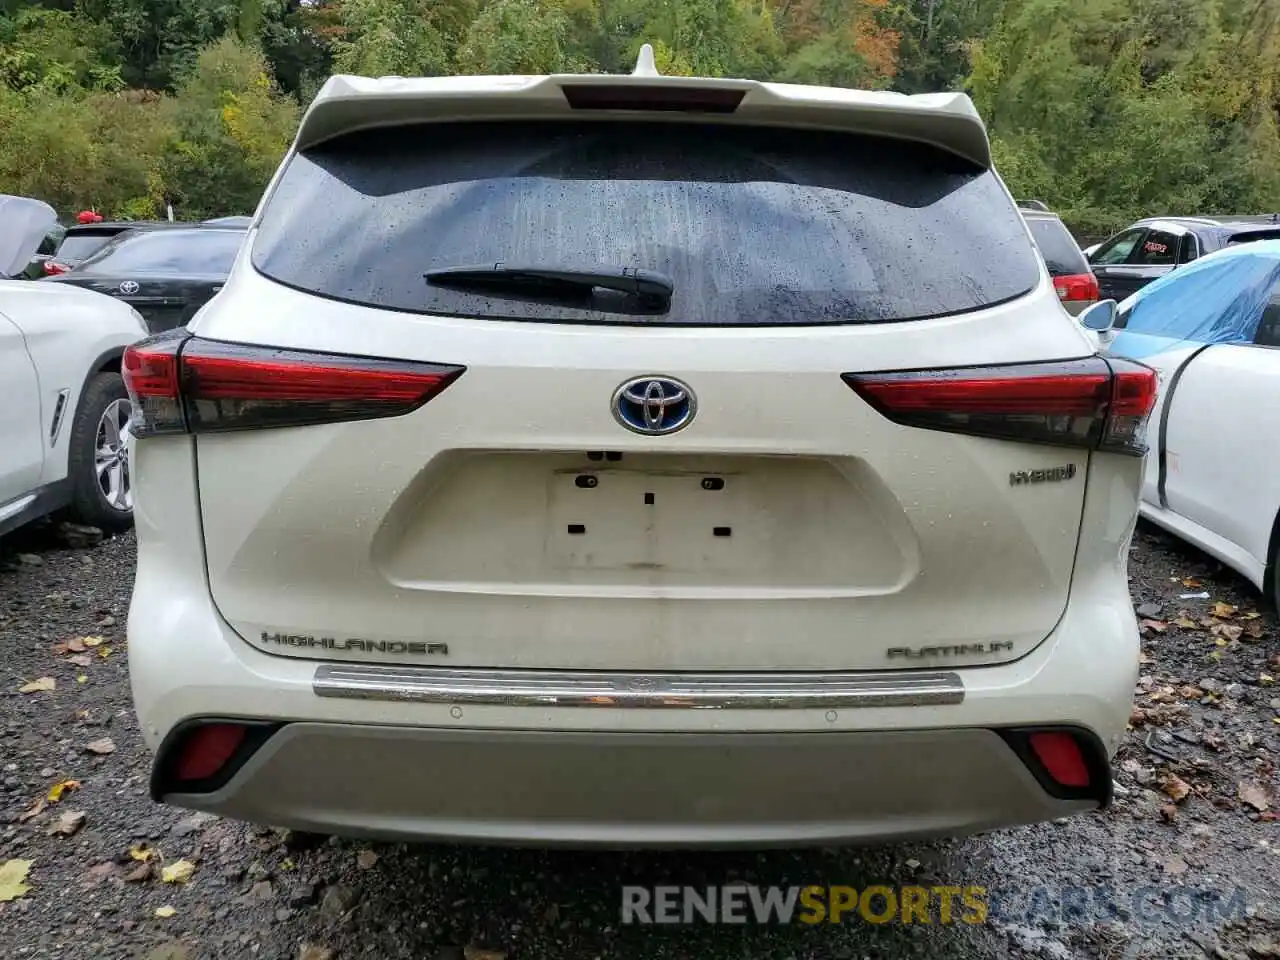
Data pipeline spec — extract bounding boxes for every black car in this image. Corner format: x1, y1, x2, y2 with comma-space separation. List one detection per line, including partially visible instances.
42, 220, 174, 275
45, 225, 246, 332
1087, 215, 1280, 303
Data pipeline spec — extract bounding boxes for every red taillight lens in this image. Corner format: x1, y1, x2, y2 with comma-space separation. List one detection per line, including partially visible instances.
172, 723, 247, 782
1027, 732, 1091, 788
843, 357, 1157, 455
42, 260, 69, 276
123, 330, 465, 437
1053, 272, 1099, 302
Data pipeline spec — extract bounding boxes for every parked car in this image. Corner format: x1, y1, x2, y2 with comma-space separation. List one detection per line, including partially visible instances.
1018, 203, 1098, 315
1097, 241, 1280, 611
20, 224, 67, 279
1087, 215, 1280, 302
204, 215, 254, 227
46, 225, 246, 333
0, 195, 149, 536
123, 49, 1158, 847
39, 220, 174, 276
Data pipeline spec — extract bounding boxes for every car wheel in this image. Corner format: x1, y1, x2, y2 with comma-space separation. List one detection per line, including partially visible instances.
67, 373, 135, 532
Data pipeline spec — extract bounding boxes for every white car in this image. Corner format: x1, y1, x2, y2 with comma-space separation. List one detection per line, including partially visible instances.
125, 48, 1159, 847
1102, 241, 1280, 611
1, 196, 148, 537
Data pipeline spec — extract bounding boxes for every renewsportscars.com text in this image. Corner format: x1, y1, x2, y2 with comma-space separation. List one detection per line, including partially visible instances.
620, 884, 1249, 926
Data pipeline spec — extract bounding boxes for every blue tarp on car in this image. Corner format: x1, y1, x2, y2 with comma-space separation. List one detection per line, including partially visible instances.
1107, 239, 1280, 360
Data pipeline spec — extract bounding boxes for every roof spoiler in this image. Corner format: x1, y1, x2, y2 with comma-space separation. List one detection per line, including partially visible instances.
291, 46, 993, 168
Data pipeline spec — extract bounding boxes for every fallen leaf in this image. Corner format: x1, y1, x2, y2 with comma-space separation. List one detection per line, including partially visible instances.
1242, 612, 1262, 620
1179, 685, 1205, 699
48, 810, 86, 837
154, 905, 176, 918
66, 654, 92, 668
1140, 619, 1168, 634
0, 859, 33, 901
1213, 602, 1237, 618
1210, 623, 1244, 642
123, 862, 152, 883
1181, 577, 1202, 588
1139, 652, 1156, 665
48, 780, 80, 803
355, 849, 378, 870
298, 946, 335, 960
129, 844, 153, 862
161, 859, 195, 884
98, 646, 112, 659
463, 948, 507, 960
84, 738, 116, 755
1239, 782, 1271, 812
1260, 674, 1274, 686
17, 798, 46, 823
76, 675, 88, 685
1162, 774, 1192, 802
19, 677, 56, 693
66, 637, 87, 653
1160, 804, 1178, 822
1173, 616, 1200, 629
80, 636, 104, 648
1243, 622, 1265, 641
1164, 856, 1188, 875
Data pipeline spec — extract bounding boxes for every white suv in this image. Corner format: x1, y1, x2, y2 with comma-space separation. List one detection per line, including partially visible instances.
2, 196, 148, 537
125, 50, 1156, 846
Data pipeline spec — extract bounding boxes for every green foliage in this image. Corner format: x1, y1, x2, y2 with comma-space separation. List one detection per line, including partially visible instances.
0, 0, 1278, 234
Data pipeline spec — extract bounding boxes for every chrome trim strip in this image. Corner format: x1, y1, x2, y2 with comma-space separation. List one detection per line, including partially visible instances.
312, 665, 964, 709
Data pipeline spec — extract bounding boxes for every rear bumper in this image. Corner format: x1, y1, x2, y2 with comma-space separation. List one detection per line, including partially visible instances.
156, 722, 1100, 847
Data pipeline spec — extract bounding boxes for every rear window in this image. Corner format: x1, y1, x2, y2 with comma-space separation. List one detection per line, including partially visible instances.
251, 121, 1041, 326
57, 232, 118, 261
1227, 230, 1280, 246
77, 229, 244, 276
1024, 216, 1089, 276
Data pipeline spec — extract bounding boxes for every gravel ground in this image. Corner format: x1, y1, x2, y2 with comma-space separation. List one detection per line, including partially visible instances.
0, 520, 1277, 960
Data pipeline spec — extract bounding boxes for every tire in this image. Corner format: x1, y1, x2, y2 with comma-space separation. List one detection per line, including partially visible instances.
66, 372, 134, 532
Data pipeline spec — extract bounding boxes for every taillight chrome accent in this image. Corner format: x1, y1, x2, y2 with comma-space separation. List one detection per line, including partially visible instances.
843, 357, 1157, 456
123, 330, 465, 437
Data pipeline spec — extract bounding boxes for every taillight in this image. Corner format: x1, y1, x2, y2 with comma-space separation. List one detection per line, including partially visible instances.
42, 260, 69, 276
1053, 272, 1099, 301
843, 357, 1158, 456
123, 330, 465, 438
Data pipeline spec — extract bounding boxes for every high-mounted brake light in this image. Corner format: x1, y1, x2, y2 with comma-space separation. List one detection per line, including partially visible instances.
1053, 273, 1100, 302
123, 330, 465, 437
561, 85, 745, 113
843, 357, 1157, 456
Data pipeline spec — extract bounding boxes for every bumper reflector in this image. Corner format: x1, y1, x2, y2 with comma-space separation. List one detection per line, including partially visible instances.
1027, 731, 1091, 788
173, 723, 247, 782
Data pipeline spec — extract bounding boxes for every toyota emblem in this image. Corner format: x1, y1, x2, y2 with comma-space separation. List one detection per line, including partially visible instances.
118, 280, 140, 295
611, 376, 696, 436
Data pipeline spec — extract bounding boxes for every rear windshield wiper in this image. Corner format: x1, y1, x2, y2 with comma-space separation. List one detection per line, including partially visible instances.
424, 263, 674, 303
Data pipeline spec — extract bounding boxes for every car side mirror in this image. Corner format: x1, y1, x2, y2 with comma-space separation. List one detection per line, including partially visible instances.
1080, 299, 1118, 332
